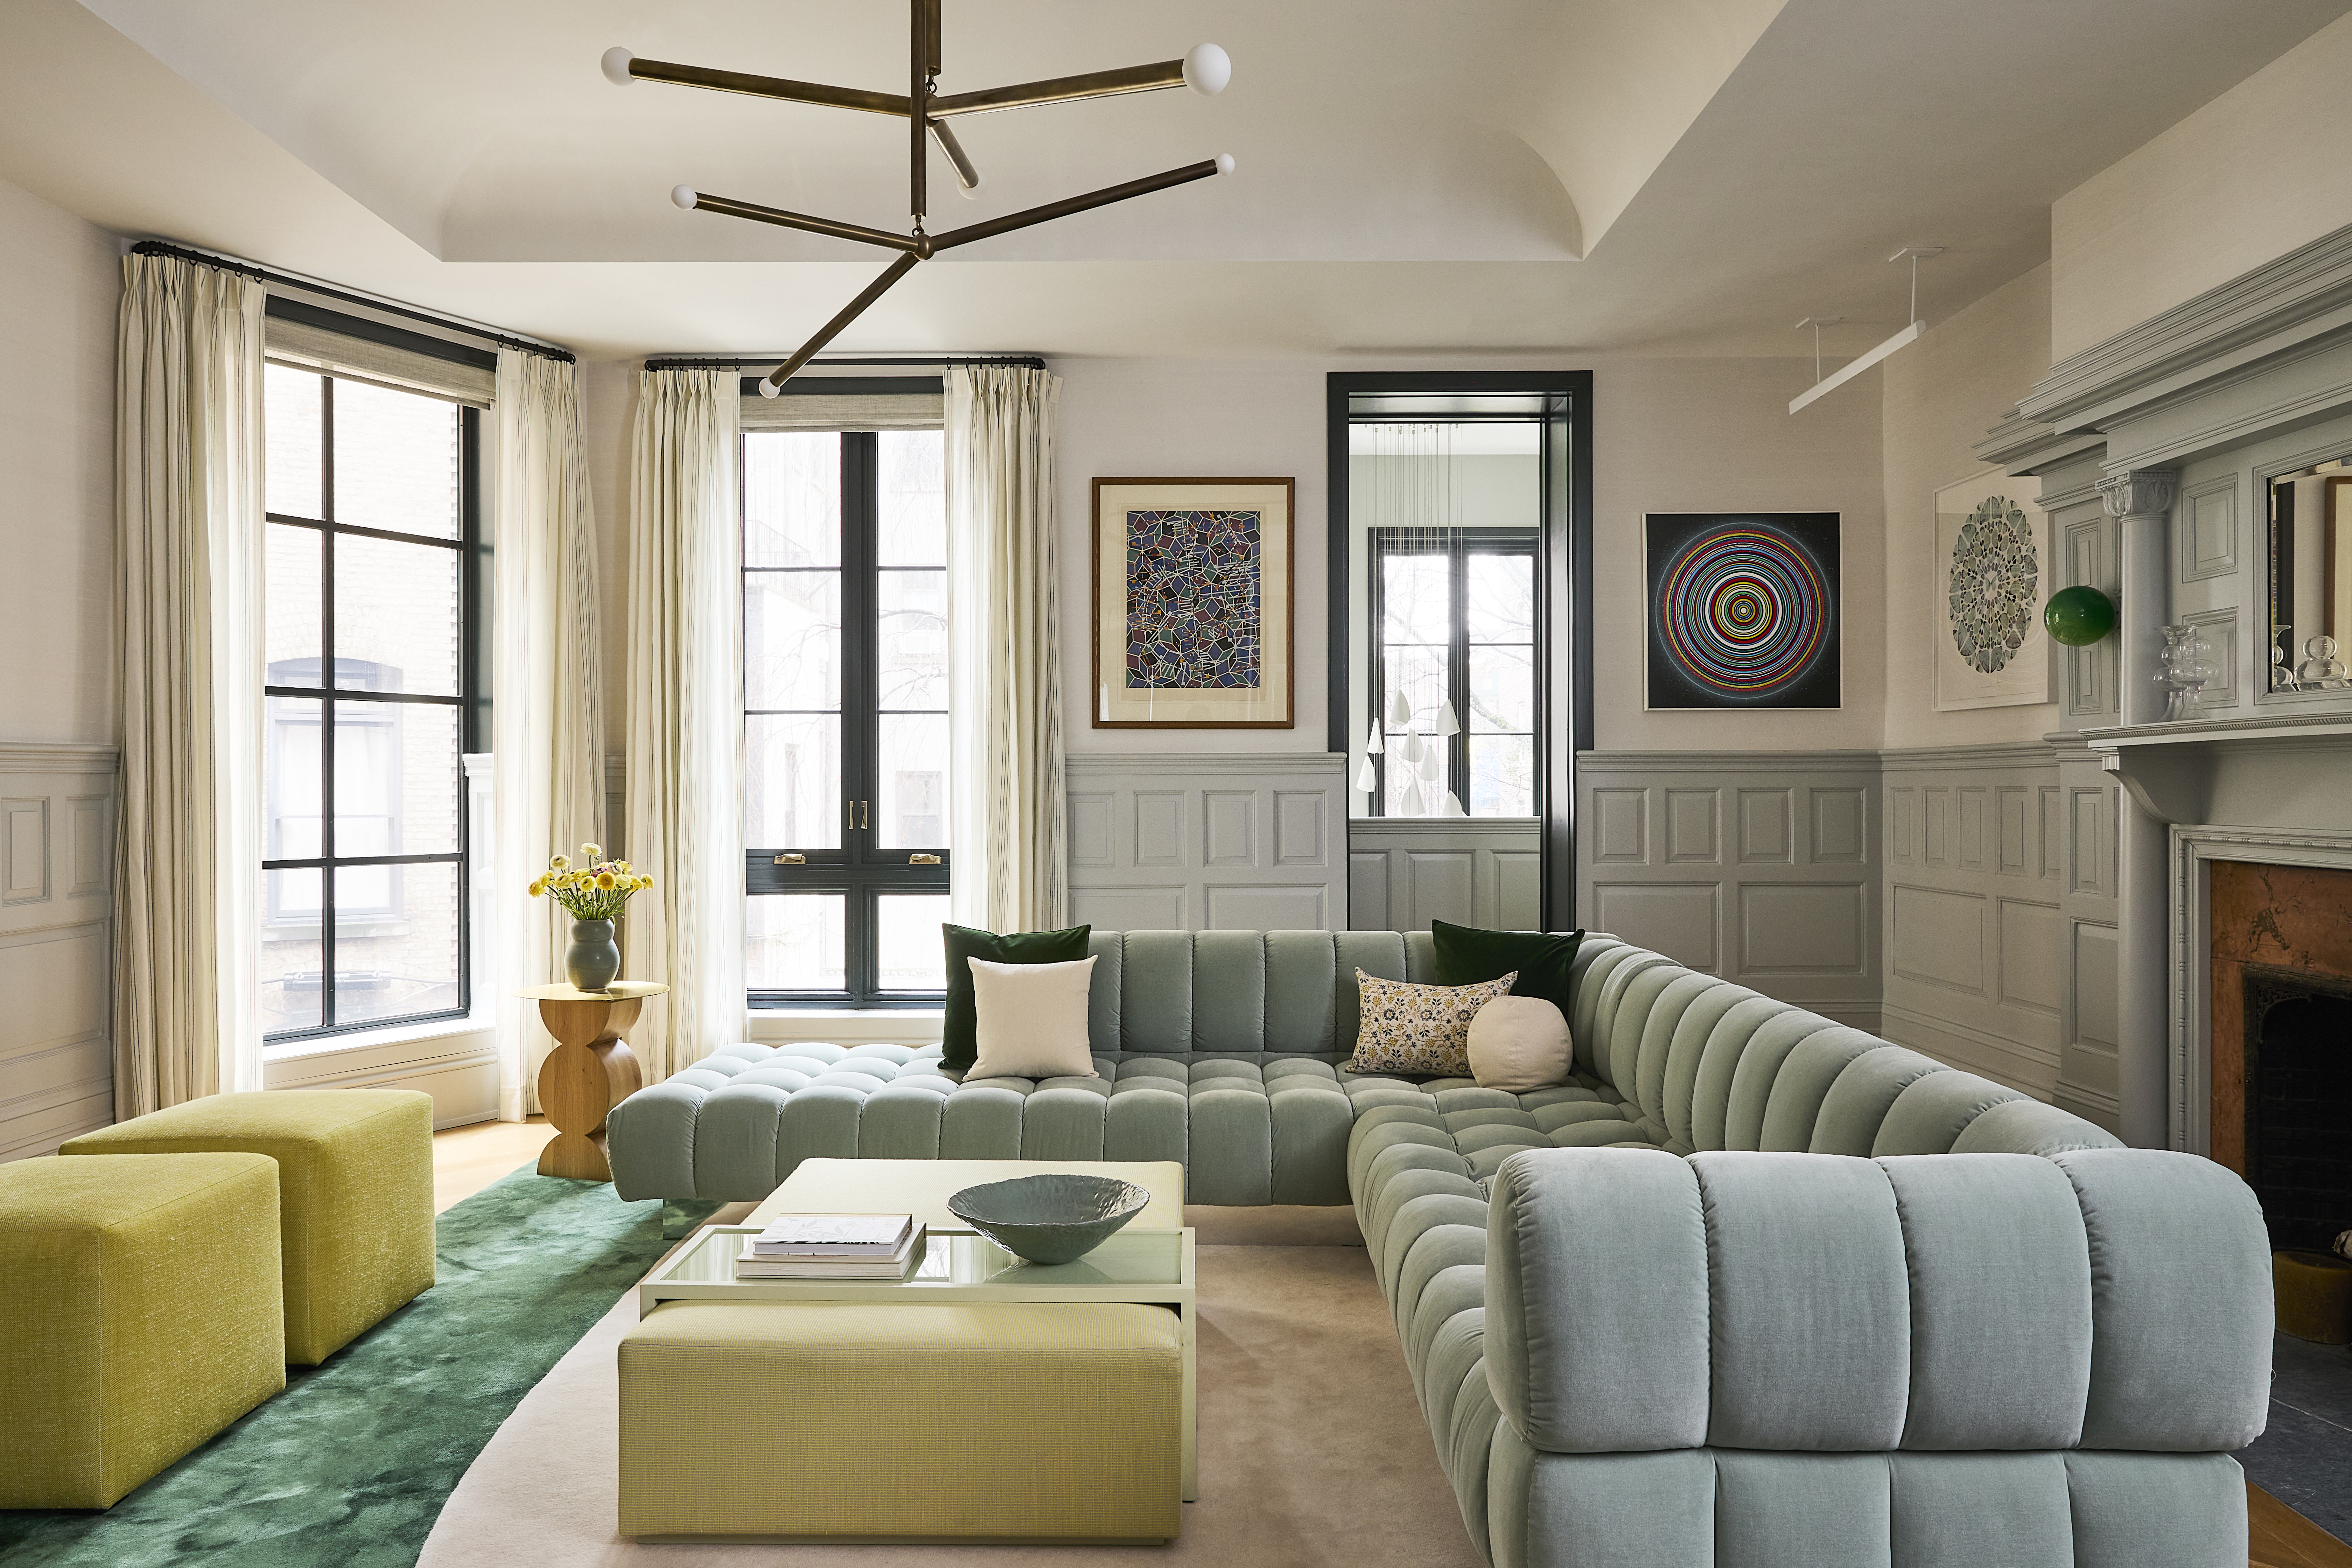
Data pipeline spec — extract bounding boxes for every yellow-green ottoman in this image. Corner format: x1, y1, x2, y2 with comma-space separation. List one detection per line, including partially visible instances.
62, 1090, 434, 1365
619, 1301, 1183, 1543
0, 1153, 286, 1508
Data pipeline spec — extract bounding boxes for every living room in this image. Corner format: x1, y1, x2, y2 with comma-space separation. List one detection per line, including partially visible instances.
2, 0, 2348, 1563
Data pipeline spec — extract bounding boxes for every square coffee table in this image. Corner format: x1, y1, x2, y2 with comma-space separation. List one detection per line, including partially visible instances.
642, 1158, 1198, 1500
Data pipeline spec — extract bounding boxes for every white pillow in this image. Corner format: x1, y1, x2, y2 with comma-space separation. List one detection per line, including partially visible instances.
966, 955, 1099, 1081
1466, 995, 1573, 1093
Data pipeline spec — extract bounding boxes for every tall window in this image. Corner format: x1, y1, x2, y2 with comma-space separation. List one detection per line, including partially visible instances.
743, 429, 950, 1004
261, 364, 477, 1041
1368, 529, 1539, 816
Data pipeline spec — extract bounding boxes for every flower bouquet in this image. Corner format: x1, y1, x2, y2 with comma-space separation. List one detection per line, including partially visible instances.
530, 842, 652, 990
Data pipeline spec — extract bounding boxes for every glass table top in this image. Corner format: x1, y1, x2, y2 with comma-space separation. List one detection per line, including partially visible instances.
654, 1226, 1187, 1291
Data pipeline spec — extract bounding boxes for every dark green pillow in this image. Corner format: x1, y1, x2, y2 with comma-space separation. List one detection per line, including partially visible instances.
1430, 919, 1584, 1020
940, 923, 1093, 1073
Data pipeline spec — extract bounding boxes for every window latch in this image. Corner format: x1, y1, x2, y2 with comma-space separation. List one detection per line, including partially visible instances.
909, 853, 941, 866
772, 853, 806, 866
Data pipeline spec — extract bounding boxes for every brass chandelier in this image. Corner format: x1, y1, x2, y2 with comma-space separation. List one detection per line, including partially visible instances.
603, 3, 1233, 393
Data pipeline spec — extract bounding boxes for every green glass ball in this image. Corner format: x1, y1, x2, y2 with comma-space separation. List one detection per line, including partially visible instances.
2043, 585, 2116, 647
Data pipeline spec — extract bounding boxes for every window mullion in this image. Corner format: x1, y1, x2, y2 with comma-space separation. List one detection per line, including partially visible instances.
845, 432, 879, 1002
319, 374, 338, 1029
1449, 532, 1472, 814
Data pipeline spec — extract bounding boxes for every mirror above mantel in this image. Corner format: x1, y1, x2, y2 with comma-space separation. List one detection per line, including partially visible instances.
2266, 458, 2352, 693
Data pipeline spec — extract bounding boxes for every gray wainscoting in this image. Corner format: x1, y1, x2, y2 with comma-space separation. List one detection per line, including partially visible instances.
0, 743, 118, 1160
1577, 750, 1882, 1030
1347, 818, 1541, 932
1064, 751, 1348, 932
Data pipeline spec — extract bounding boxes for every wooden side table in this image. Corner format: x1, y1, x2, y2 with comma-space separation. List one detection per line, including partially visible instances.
515, 982, 668, 1181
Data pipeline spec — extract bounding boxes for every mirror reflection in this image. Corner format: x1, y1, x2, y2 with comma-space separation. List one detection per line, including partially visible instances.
2267, 458, 2352, 691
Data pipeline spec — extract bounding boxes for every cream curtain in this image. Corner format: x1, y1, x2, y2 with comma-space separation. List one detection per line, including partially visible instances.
945, 365, 1067, 932
490, 349, 606, 1120
625, 369, 745, 1081
114, 252, 268, 1114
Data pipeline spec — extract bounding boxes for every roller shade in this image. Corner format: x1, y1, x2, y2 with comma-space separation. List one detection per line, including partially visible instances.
264, 298, 497, 407
736, 374, 942, 431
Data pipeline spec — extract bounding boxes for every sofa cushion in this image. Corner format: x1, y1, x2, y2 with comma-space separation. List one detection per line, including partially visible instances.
940, 923, 1091, 1072
1466, 996, 1574, 1093
1349, 969, 1519, 1077
1430, 919, 1584, 1020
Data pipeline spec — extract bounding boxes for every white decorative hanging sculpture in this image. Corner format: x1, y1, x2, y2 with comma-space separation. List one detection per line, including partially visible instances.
1417, 745, 1442, 780
1387, 688, 1413, 730
1434, 700, 1461, 737
1353, 754, 1377, 793
1365, 720, 1385, 755
1442, 790, 1467, 817
1398, 729, 1425, 765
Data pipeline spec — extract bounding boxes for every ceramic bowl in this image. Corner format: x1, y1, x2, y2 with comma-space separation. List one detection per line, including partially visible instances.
946, 1173, 1152, 1265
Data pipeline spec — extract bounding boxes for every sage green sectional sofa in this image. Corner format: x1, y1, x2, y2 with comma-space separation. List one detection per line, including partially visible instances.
608, 927, 2273, 1565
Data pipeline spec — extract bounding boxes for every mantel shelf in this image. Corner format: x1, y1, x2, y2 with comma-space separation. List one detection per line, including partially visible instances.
2060, 710, 2352, 824
2069, 710, 2352, 751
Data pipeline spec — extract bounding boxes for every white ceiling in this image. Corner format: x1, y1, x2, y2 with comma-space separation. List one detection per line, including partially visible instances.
2, 0, 2345, 360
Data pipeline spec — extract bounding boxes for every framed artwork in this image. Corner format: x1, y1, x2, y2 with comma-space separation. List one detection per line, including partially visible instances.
1645, 512, 1841, 710
1931, 471, 2053, 710
1091, 476, 1295, 728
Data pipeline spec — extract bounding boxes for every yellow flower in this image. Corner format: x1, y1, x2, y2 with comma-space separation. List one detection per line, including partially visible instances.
549, 854, 570, 871
637, 875, 654, 890
613, 860, 631, 874
528, 877, 545, 897
581, 842, 604, 861
595, 871, 617, 889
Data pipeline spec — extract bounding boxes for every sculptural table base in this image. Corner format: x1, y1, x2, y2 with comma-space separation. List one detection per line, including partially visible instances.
517, 982, 667, 1183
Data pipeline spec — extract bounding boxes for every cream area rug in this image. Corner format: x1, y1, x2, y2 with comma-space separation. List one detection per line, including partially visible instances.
416, 1209, 1483, 1568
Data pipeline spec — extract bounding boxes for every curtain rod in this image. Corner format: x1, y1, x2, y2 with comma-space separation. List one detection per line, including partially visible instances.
128, 240, 578, 364
640, 353, 1046, 372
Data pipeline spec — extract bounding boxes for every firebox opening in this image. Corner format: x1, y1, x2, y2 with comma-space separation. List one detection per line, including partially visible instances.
2244, 966, 2352, 1254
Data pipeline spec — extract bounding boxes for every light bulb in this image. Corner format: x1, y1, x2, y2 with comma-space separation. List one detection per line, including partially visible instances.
602, 47, 636, 87
758, 377, 782, 399
1213, 153, 1237, 176
671, 184, 699, 211
1434, 700, 1461, 737
1184, 43, 1231, 96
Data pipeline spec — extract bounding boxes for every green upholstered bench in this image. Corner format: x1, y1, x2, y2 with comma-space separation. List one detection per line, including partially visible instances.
63, 1090, 435, 1364
618, 1300, 1183, 1543
0, 1152, 286, 1508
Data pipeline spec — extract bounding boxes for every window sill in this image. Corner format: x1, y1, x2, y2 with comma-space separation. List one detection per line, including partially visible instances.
744, 1007, 943, 1046
262, 1013, 492, 1064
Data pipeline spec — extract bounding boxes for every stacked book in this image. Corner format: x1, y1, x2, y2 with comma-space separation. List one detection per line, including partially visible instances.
736, 1213, 925, 1280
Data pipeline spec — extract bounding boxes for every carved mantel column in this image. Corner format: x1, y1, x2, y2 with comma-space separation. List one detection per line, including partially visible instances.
2096, 468, 2176, 729
2095, 467, 2179, 1148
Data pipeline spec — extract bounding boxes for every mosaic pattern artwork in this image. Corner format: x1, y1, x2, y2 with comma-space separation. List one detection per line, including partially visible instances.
1125, 509, 1262, 688
1646, 512, 1841, 710
1945, 493, 2039, 674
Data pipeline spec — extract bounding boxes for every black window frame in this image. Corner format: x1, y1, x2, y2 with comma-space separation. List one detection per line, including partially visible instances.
261, 350, 484, 1046
743, 426, 951, 1009
1364, 525, 1542, 817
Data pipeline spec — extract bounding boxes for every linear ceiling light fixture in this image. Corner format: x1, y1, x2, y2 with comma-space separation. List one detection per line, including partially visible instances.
604, 4, 1233, 394
1788, 246, 1942, 415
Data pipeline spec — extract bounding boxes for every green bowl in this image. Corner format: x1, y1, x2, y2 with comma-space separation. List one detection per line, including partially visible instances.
2044, 585, 2116, 647
947, 1174, 1151, 1265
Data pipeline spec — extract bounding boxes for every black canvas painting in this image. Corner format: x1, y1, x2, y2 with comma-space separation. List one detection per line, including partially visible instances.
1645, 512, 1841, 710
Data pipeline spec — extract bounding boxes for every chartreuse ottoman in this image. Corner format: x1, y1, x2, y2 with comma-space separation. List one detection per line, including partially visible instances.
0, 1153, 286, 1508
618, 1301, 1183, 1543
62, 1090, 434, 1364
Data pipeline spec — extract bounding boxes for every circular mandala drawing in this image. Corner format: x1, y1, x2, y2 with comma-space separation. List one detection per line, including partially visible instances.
1947, 495, 2038, 674
1658, 526, 1833, 697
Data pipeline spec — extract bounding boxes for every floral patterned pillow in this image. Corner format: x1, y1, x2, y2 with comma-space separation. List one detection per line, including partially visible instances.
1348, 967, 1519, 1078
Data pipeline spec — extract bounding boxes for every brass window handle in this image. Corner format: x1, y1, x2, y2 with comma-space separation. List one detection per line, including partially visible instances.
773, 853, 806, 866
909, 853, 941, 865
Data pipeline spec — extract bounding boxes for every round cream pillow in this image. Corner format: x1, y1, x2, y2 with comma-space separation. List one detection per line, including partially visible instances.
1467, 995, 1573, 1093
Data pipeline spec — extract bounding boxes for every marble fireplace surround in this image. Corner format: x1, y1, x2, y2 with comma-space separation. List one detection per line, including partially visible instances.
2172, 824, 2352, 1157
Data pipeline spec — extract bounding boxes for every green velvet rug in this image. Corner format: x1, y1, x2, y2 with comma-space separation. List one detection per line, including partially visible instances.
0, 1166, 716, 1567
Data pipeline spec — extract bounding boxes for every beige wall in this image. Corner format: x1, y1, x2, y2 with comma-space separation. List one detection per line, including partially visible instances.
0, 174, 119, 745
1879, 263, 2055, 749
2051, 9, 2352, 362
1052, 354, 1886, 759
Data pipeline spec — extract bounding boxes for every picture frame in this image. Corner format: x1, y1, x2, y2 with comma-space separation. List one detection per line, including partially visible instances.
1091, 476, 1295, 728
1644, 511, 1842, 710
1930, 469, 2055, 711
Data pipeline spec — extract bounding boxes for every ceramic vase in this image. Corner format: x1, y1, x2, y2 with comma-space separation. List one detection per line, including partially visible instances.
566, 918, 620, 992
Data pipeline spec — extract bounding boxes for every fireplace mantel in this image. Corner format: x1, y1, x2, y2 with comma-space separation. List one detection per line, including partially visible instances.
2074, 718, 2352, 824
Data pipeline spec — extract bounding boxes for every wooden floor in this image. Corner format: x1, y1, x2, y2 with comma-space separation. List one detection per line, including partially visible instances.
424, 1120, 2345, 1564
431, 1115, 556, 1212
2253, 1484, 2352, 1568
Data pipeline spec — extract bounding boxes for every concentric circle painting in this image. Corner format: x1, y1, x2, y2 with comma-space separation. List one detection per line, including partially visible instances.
1645, 512, 1841, 709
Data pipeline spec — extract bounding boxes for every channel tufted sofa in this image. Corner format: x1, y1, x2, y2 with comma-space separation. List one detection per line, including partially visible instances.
1352, 936, 2275, 1568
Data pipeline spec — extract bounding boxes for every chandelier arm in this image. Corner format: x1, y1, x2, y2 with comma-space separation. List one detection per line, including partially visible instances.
620, 56, 908, 117
929, 60, 1186, 118
909, 0, 933, 225
683, 192, 920, 253
927, 159, 1223, 251
764, 252, 925, 392
929, 119, 981, 194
